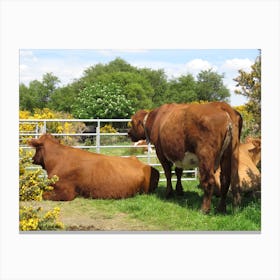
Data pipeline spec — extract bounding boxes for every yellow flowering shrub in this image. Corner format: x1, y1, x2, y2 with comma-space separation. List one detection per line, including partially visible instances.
100, 124, 117, 134
19, 206, 64, 231
19, 108, 85, 145
234, 105, 258, 140
19, 148, 58, 201
19, 148, 64, 231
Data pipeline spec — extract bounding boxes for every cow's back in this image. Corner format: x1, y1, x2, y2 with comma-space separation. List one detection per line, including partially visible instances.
154, 103, 231, 164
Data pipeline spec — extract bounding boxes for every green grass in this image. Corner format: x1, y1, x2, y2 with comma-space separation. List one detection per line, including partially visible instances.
92, 181, 261, 231
21, 180, 261, 231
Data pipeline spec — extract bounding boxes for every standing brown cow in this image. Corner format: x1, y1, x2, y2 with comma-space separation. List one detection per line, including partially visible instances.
128, 102, 242, 213
28, 134, 159, 201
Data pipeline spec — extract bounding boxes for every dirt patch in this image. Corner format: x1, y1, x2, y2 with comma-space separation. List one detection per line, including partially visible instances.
20, 200, 159, 231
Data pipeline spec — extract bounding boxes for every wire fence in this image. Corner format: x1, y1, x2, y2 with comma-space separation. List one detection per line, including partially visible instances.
19, 118, 198, 182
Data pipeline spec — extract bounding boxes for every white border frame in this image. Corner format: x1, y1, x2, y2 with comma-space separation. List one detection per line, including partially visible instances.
1, 1, 279, 279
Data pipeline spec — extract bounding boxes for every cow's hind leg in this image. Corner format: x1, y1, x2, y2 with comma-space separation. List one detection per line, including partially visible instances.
175, 167, 184, 195
216, 150, 231, 213
198, 152, 216, 214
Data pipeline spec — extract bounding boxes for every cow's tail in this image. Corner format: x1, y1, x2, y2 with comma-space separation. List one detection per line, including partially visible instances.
214, 115, 233, 172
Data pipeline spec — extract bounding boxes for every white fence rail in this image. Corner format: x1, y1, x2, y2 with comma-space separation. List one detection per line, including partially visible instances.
19, 119, 198, 181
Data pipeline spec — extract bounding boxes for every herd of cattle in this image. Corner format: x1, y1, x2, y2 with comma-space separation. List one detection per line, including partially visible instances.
28, 101, 261, 214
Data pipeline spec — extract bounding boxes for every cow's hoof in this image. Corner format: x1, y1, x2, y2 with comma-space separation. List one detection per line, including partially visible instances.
201, 209, 210, 215
176, 189, 184, 196
165, 190, 174, 199
201, 207, 210, 215
216, 202, 227, 214
216, 206, 227, 214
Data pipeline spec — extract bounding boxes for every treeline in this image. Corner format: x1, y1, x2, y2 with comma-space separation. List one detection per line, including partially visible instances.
20, 58, 230, 119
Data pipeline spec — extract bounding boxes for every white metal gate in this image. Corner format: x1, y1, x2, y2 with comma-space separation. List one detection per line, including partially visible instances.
19, 118, 198, 181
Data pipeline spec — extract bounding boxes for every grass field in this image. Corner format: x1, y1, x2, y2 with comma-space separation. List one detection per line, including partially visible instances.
20, 180, 261, 232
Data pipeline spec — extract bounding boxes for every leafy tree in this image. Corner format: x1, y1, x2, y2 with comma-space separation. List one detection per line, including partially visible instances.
234, 54, 261, 134
49, 82, 80, 113
71, 82, 134, 119
196, 69, 230, 102
19, 72, 60, 111
165, 74, 197, 103
97, 71, 153, 110
139, 68, 168, 107
20, 83, 37, 111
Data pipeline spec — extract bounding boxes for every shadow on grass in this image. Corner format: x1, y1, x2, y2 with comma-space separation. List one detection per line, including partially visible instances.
154, 184, 261, 215
154, 186, 202, 211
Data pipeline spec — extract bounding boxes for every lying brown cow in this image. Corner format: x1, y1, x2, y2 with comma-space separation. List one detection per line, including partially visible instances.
214, 138, 261, 195
128, 102, 242, 213
28, 134, 159, 201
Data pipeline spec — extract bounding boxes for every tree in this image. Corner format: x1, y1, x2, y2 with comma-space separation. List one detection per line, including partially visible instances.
41, 72, 61, 103
234, 54, 261, 134
139, 68, 168, 107
196, 69, 230, 102
165, 74, 197, 103
19, 73, 60, 111
20, 83, 36, 111
71, 82, 134, 119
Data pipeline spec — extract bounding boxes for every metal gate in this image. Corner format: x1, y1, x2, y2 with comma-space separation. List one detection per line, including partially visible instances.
19, 118, 198, 181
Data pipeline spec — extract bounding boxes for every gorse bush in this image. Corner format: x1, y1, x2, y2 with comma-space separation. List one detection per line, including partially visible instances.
19, 148, 58, 201
100, 124, 117, 134
233, 105, 259, 140
19, 108, 85, 145
19, 148, 64, 231
19, 206, 64, 231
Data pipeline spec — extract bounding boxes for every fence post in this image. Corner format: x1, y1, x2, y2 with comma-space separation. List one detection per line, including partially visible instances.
96, 119, 100, 153
147, 143, 151, 164
35, 122, 39, 138
43, 120, 47, 133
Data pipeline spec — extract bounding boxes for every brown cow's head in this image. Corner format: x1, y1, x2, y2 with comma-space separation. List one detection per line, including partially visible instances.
248, 139, 261, 166
28, 134, 60, 169
128, 110, 148, 142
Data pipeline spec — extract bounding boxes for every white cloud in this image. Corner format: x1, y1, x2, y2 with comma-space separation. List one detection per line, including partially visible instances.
19, 57, 94, 86
186, 59, 216, 72
221, 58, 253, 72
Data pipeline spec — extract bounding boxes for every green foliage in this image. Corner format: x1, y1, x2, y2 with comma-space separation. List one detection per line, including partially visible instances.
20, 72, 60, 111
71, 82, 134, 119
196, 69, 230, 102
165, 74, 197, 103
20, 58, 232, 114
234, 54, 261, 134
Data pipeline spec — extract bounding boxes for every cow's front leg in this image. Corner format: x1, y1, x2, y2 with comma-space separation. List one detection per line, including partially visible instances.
43, 183, 77, 201
175, 167, 184, 195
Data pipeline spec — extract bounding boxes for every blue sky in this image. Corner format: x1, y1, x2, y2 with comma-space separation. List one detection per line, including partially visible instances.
20, 49, 259, 106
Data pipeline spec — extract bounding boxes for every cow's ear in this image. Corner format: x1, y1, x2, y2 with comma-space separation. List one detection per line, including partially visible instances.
252, 139, 261, 148
28, 138, 43, 147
